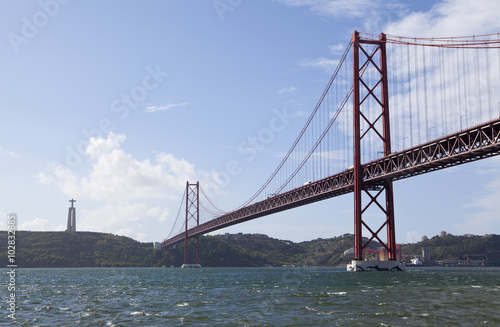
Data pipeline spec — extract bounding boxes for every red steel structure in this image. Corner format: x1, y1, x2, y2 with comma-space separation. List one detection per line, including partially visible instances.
163, 118, 500, 248
352, 31, 396, 261
162, 32, 500, 255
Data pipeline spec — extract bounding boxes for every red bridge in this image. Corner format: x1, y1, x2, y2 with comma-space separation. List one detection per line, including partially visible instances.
162, 31, 500, 266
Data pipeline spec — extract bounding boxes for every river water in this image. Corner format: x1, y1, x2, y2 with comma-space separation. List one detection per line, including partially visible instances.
3, 266, 500, 326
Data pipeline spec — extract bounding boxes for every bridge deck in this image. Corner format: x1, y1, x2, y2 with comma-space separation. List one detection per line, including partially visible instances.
163, 118, 500, 248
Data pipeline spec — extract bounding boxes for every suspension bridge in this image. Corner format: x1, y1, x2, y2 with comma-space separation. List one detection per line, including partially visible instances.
162, 31, 500, 270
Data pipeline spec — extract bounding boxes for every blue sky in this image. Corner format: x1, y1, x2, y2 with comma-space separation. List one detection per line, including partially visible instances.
1, 0, 500, 243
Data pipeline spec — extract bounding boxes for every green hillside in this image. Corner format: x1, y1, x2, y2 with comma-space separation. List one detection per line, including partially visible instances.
401, 233, 500, 262
167, 233, 371, 267
165, 233, 306, 267
1, 231, 499, 268
1, 231, 162, 267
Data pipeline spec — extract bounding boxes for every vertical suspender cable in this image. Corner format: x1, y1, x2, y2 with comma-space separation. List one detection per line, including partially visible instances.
485, 46, 492, 120
431, 43, 438, 139
344, 52, 349, 165
393, 44, 400, 150
497, 33, 500, 118
451, 45, 458, 131
422, 46, 429, 141
406, 44, 413, 148
461, 47, 467, 129
414, 42, 421, 144
475, 45, 482, 123
464, 47, 471, 125
439, 47, 446, 135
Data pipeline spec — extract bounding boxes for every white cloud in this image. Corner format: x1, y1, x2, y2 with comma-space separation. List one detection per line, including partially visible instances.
279, 0, 500, 41
385, 0, 500, 36
78, 203, 160, 242
282, 1, 405, 74
0, 146, 20, 158
79, 202, 155, 230
0, 212, 7, 230
85, 133, 126, 159
37, 164, 81, 197
277, 86, 298, 95
454, 160, 500, 235
276, 0, 404, 19
145, 102, 188, 113
299, 57, 339, 72
0, 212, 65, 232
36, 132, 205, 241
19, 217, 51, 231
405, 230, 422, 243
114, 228, 150, 242
147, 206, 169, 222
38, 132, 196, 202
328, 43, 344, 55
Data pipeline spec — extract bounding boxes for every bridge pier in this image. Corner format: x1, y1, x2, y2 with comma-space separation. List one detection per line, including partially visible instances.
352, 31, 399, 268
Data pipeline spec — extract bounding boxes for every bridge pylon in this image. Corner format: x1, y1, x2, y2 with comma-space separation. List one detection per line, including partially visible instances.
182, 181, 202, 268
351, 31, 398, 265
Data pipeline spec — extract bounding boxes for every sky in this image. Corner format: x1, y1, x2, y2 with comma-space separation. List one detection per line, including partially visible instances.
1, 0, 500, 244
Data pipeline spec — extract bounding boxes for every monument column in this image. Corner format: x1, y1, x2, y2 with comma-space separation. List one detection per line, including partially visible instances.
66, 199, 76, 232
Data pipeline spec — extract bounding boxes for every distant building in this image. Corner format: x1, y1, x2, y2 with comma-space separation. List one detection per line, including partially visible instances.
422, 247, 431, 263
153, 242, 162, 250
379, 245, 401, 261
487, 255, 500, 266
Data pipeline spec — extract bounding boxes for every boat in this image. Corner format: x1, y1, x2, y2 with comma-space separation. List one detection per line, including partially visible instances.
181, 263, 202, 268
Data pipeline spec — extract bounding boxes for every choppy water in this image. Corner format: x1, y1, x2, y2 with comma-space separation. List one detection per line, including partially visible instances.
2, 267, 500, 326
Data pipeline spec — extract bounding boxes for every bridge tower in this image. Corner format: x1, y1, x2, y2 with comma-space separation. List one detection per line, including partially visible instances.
182, 181, 202, 268
351, 31, 399, 269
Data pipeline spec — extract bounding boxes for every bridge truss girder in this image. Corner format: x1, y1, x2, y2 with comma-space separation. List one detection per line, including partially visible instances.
162, 119, 500, 249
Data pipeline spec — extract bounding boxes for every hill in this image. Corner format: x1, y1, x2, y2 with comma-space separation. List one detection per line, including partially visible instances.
401, 233, 500, 263
1, 231, 162, 267
2, 231, 500, 268
166, 233, 378, 267
165, 233, 305, 267
1, 231, 365, 268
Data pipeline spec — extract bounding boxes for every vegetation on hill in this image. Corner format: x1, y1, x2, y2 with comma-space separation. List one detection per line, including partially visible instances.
1, 231, 162, 267
401, 233, 500, 261
1, 231, 499, 268
171, 233, 306, 267
295, 234, 380, 266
